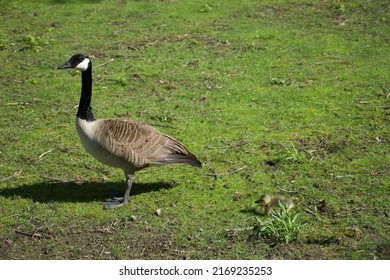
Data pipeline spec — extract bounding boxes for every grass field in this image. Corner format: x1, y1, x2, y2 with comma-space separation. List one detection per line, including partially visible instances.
0, 0, 389, 259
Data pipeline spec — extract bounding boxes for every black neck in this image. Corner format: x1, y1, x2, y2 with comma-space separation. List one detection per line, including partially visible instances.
77, 62, 95, 121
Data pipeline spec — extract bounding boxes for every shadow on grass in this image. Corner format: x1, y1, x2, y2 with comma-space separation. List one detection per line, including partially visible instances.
0, 181, 172, 204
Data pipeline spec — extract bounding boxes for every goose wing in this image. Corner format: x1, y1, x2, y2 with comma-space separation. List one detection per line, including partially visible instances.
96, 119, 201, 169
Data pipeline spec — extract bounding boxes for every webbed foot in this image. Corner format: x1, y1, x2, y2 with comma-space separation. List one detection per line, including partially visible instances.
103, 173, 133, 209
103, 197, 128, 209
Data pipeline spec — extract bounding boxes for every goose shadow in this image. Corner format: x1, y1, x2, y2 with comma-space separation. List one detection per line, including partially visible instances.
0, 180, 173, 204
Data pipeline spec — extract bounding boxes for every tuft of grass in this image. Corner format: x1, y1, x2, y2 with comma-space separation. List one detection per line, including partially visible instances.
282, 142, 306, 164
256, 204, 307, 244
23, 35, 48, 52
332, 0, 346, 13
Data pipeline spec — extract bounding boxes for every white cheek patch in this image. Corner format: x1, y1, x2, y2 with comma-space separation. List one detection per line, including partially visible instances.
75, 58, 90, 71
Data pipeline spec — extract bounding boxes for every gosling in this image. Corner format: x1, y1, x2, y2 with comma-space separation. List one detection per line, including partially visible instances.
255, 194, 294, 216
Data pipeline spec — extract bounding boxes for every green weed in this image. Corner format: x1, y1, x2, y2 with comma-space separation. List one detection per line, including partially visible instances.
256, 204, 307, 244
282, 142, 306, 164
23, 34, 49, 52
332, 0, 346, 13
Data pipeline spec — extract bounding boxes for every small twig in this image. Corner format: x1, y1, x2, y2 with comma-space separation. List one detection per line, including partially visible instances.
113, 28, 129, 36
370, 170, 389, 176
6, 101, 32, 106
94, 78, 106, 84
335, 174, 356, 179
300, 201, 319, 218
309, 59, 348, 67
205, 145, 230, 149
379, 83, 389, 96
41, 175, 67, 183
38, 149, 54, 159
205, 140, 251, 150
14, 230, 51, 239
303, 208, 318, 217
224, 226, 254, 232
275, 185, 299, 194
274, 185, 317, 200
207, 166, 247, 177
334, 206, 367, 217
96, 59, 114, 68
0, 170, 22, 183
81, 162, 101, 173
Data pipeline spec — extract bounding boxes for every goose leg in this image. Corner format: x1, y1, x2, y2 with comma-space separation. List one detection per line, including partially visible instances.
103, 173, 134, 209
122, 173, 133, 204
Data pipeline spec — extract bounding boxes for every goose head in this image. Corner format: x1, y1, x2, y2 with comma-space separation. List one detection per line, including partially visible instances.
58, 54, 91, 71
255, 194, 271, 206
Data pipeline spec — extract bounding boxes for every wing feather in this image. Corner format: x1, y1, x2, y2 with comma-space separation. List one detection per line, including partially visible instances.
95, 119, 201, 170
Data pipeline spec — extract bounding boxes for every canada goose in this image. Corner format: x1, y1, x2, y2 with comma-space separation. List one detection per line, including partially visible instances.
57, 54, 201, 209
254, 194, 294, 216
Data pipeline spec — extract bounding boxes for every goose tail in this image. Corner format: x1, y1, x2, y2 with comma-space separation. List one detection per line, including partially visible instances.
165, 151, 202, 167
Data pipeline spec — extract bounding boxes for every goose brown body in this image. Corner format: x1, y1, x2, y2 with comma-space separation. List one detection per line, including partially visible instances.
58, 54, 201, 208
76, 117, 201, 173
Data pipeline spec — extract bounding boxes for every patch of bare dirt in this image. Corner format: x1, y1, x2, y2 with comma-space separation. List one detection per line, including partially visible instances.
0, 220, 192, 260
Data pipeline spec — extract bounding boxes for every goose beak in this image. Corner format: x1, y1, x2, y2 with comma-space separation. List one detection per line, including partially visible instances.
57, 61, 73, 69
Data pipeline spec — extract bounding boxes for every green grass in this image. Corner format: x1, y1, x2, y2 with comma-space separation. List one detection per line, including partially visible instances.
0, 0, 389, 259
